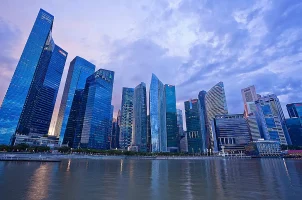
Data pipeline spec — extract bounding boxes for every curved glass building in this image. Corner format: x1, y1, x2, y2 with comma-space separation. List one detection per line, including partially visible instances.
149, 74, 167, 152
205, 82, 228, 150
0, 9, 67, 145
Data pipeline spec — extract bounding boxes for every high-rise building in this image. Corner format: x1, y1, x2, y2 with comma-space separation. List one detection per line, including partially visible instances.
147, 115, 151, 152
184, 99, 203, 154
211, 114, 251, 153
131, 82, 147, 152
241, 86, 262, 141
287, 103, 302, 119
56, 57, 95, 146
119, 87, 134, 149
176, 109, 184, 137
285, 118, 302, 146
198, 90, 208, 150
180, 133, 188, 153
149, 74, 167, 152
80, 69, 114, 149
255, 94, 292, 145
111, 118, 119, 149
205, 82, 228, 150
108, 105, 114, 149
165, 84, 178, 152
0, 9, 67, 145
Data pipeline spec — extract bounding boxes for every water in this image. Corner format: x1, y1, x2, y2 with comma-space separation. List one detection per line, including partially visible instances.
0, 158, 301, 200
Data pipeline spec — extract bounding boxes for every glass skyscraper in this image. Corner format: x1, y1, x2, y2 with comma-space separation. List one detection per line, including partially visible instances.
205, 82, 228, 150
255, 94, 292, 145
55, 57, 95, 146
176, 109, 184, 137
0, 9, 67, 145
131, 82, 147, 152
211, 114, 251, 153
119, 87, 134, 149
286, 118, 302, 146
184, 99, 203, 154
80, 69, 114, 149
149, 74, 167, 152
198, 90, 208, 151
287, 103, 302, 119
165, 84, 178, 152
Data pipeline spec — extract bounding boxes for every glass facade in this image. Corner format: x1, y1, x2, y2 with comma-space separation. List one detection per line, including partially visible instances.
184, 99, 203, 154
211, 114, 251, 153
176, 109, 184, 137
132, 82, 147, 152
0, 9, 66, 145
255, 94, 292, 145
165, 84, 178, 151
286, 118, 302, 146
198, 90, 208, 151
287, 103, 302, 119
205, 82, 228, 150
149, 74, 167, 152
55, 56, 95, 145
80, 69, 114, 149
119, 87, 134, 149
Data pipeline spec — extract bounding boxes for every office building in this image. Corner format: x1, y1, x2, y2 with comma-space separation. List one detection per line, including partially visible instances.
255, 94, 292, 145
180, 134, 188, 153
0, 9, 67, 145
111, 118, 119, 149
176, 109, 184, 137
56, 57, 95, 147
165, 84, 178, 152
131, 82, 147, 152
149, 74, 167, 152
245, 139, 281, 157
211, 114, 251, 153
80, 69, 114, 149
184, 99, 203, 154
205, 82, 228, 149
198, 90, 208, 150
286, 118, 302, 146
241, 86, 262, 141
287, 103, 302, 118
119, 87, 134, 149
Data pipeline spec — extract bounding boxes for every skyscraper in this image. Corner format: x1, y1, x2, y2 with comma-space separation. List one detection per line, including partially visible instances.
241, 86, 262, 141
184, 99, 203, 154
0, 9, 67, 145
176, 109, 184, 137
205, 82, 228, 149
286, 118, 302, 146
131, 82, 147, 152
80, 69, 114, 149
255, 94, 292, 145
111, 118, 119, 149
119, 87, 134, 149
287, 103, 302, 119
165, 84, 178, 152
149, 74, 167, 152
211, 114, 251, 153
56, 57, 95, 146
108, 105, 114, 149
198, 90, 208, 151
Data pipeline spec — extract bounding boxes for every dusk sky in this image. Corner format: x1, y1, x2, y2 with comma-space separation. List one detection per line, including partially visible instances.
1, 0, 302, 133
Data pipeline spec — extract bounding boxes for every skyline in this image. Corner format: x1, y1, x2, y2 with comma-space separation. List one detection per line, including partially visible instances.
1, 0, 302, 133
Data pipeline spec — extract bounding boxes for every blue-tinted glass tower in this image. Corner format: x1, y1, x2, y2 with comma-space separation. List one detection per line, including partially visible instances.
165, 84, 178, 152
55, 57, 95, 146
287, 103, 302, 119
149, 74, 167, 152
131, 82, 147, 152
0, 9, 67, 145
80, 69, 114, 149
198, 90, 208, 151
286, 118, 302, 146
184, 99, 203, 154
119, 87, 134, 149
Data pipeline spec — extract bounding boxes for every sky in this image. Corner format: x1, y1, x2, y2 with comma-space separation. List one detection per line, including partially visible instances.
0, 0, 302, 133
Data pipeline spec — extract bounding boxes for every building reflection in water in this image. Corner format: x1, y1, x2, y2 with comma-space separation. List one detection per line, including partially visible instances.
26, 163, 53, 200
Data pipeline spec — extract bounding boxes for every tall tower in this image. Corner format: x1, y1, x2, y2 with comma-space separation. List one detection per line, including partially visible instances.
198, 90, 208, 151
165, 84, 178, 152
149, 74, 167, 152
0, 9, 67, 145
80, 69, 114, 149
119, 87, 134, 149
55, 57, 95, 146
131, 82, 147, 152
205, 82, 228, 150
176, 109, 184, 137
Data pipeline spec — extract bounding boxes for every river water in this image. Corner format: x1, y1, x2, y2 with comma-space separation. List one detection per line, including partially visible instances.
0, 158, 301, 200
